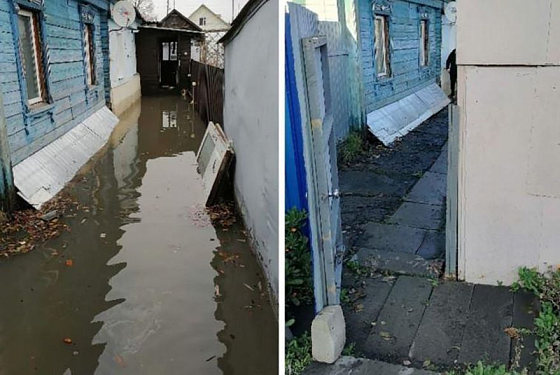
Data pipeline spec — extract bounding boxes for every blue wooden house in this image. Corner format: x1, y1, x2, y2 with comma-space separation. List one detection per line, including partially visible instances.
0, 0, 120, 208
288, 0, 449, 145
357, 0, 449, 144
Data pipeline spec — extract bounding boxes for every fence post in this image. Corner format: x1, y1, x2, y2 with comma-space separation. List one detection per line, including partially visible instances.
0, 83, 16, 214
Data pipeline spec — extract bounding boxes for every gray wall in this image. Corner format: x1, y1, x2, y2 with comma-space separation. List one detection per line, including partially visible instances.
223, 0, 279, 304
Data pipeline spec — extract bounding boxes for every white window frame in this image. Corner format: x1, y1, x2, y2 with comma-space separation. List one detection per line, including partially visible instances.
18, 9, 44, 105
84, 23, 95, 86
374, 15, 390, 78
199, 17, 206, 26
420, 19, 429, 67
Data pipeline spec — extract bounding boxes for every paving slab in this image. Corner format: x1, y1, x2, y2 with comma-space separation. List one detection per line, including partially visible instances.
344, 278, 395, 351
342, 195, 403, 226
409, 282, 474, 367
416, 231, 445, 260
357, 247, 441, 278
429, 151, 448, 175
340, 171, 416, 197
458, 284, 514, 366
355, 222, 427, 254
303, 356, 441, 375
511, 291, 539, 372
388, 202, 445, 231
404, 172, 447, 205
364, 276, 433, 361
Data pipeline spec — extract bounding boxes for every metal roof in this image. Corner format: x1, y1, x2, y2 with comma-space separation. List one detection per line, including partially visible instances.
366, 83, 450, 146
13, 107, 119, 209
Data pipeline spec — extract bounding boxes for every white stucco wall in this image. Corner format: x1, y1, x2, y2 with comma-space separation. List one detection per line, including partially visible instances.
457, 0, 560, 285
223, 0, 279, 304
109, 18, 141, 115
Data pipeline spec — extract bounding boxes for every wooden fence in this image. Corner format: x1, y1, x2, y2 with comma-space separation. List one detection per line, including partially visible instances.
189, 60, 224, 127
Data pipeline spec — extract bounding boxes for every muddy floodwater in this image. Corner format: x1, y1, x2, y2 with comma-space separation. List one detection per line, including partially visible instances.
0, 96, 278, 374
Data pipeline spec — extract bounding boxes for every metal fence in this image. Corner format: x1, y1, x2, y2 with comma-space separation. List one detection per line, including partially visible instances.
190, 60, 224, 127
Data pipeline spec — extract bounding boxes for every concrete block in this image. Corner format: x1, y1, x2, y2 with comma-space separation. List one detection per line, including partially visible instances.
311, 305, 346, 363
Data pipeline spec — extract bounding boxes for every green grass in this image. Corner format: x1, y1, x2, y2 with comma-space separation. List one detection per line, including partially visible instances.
450, 267, 560, 375
285, 208, 313, 307
286, 332, 313, 375
338, 130, 365, 164
512, 267, 560, 374
446, 362, 526, 375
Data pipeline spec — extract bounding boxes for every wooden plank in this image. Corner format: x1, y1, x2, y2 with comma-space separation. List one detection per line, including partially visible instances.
445, 104, 458, 277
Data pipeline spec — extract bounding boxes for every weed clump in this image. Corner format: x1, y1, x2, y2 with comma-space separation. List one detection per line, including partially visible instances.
338, 130, 365, 164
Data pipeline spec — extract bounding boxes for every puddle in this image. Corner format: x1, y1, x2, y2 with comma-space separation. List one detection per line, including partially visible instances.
0, 96, 278, 374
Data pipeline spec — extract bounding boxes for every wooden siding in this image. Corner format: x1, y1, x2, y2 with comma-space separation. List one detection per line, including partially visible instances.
358, 0, 442, 114
0, 0, 110, 165
135, 29, 193, 95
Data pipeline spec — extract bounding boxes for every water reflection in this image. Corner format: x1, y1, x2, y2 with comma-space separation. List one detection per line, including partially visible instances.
0, 96, 277, 374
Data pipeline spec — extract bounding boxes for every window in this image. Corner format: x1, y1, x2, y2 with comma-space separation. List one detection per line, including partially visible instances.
161, 42, 178, 61
84, 24, 96, 85
374, 15, 391, 77
17, 9, 46, 105
199, 17, 206, 26
420, 19, 429, 67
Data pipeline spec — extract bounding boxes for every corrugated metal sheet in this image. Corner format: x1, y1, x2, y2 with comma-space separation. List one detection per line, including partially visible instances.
13, 107, 119, 209
366, 83, 450, 146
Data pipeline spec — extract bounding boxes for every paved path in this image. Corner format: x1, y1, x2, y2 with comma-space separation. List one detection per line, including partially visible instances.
304, 356, 440, 375
338, 109, 538, 373
341, 109, 449, 267
343, 276, 538, 372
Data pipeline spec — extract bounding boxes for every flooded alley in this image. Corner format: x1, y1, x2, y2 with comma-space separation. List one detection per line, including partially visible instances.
0, 96, 278, 375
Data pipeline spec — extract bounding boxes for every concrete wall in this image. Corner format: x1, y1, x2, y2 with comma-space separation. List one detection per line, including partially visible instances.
109, 18, 141, 115
223, 0, 279, 303
0, 0, 110, 165
457, 0, 560, 284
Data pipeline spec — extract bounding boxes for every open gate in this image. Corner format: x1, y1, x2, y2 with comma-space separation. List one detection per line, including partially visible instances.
301, 36, 345, 310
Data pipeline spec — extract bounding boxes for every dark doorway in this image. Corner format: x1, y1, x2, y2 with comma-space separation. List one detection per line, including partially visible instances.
160, 40, 178, 87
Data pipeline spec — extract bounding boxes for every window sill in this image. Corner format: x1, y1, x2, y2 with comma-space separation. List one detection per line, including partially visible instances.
376, 75, 393, 85
27, 102, 55, 118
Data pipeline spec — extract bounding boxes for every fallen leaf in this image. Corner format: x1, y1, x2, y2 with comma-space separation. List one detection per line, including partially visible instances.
65, 260, 73, 267
114, 355, 126, 367
243, 283, 254, 291
379, 331, 392, 341
63, 338, 72, 344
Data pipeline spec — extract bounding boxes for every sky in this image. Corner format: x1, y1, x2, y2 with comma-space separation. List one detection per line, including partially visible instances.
152, 0, 249, 23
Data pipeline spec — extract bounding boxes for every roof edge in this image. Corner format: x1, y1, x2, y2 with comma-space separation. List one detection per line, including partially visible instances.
219, 0, 268, 45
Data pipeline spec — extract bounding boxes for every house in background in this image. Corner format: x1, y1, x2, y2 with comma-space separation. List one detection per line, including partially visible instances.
109, 6, 145, 116
355, 0, 449, 145
0, 0, 120, 209
188, 4, 230, 68
220, 0, 279, 308
135, 9, 204, 94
